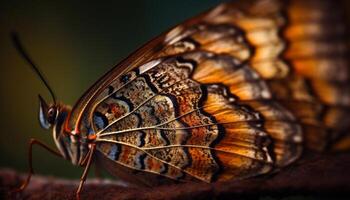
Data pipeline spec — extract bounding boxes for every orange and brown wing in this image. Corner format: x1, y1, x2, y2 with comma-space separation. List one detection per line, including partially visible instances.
91, 0, 302, 183
279, 0, 350, 150
69, 0, 349, 184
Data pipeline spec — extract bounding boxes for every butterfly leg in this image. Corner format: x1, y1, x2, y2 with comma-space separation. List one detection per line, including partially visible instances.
16, 138, 62, 191
76, 144, 96, 200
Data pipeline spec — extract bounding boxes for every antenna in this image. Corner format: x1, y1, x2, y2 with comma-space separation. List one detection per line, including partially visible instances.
11, 32, 57, 104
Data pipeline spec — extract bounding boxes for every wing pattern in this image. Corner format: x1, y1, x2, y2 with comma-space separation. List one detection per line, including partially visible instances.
66, 0, 350, 183
95, 52, 274, 182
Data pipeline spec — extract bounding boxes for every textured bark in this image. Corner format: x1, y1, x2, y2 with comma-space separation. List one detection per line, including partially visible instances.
1, 152, 350, 200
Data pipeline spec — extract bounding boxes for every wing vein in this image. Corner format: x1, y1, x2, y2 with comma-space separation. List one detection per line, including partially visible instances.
95, 139, 270, 162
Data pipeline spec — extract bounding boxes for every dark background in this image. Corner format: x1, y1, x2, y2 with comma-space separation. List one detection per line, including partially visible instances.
0, 0, 225, 179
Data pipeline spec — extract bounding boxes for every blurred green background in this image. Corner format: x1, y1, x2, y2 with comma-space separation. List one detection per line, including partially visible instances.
0, 0, 223, 179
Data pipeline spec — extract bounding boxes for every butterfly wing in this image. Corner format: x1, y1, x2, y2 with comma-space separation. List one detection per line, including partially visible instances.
67, 0, 349, 184
91, 0, 297, 183
273, 0, 350, 151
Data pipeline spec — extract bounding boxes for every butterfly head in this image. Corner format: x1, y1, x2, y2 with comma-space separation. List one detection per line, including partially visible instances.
38, 94, 85, 165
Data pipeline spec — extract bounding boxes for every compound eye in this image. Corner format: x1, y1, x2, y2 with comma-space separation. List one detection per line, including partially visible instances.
47, 107, 57, 124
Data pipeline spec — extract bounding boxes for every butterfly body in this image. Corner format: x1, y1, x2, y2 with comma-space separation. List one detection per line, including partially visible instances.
15, 0, 350, 196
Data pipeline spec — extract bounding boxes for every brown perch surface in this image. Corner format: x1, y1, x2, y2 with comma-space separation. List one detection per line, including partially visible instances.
1, 152, 350, 200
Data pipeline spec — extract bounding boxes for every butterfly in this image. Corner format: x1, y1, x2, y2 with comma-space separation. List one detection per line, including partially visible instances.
13, 0, 350, 198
